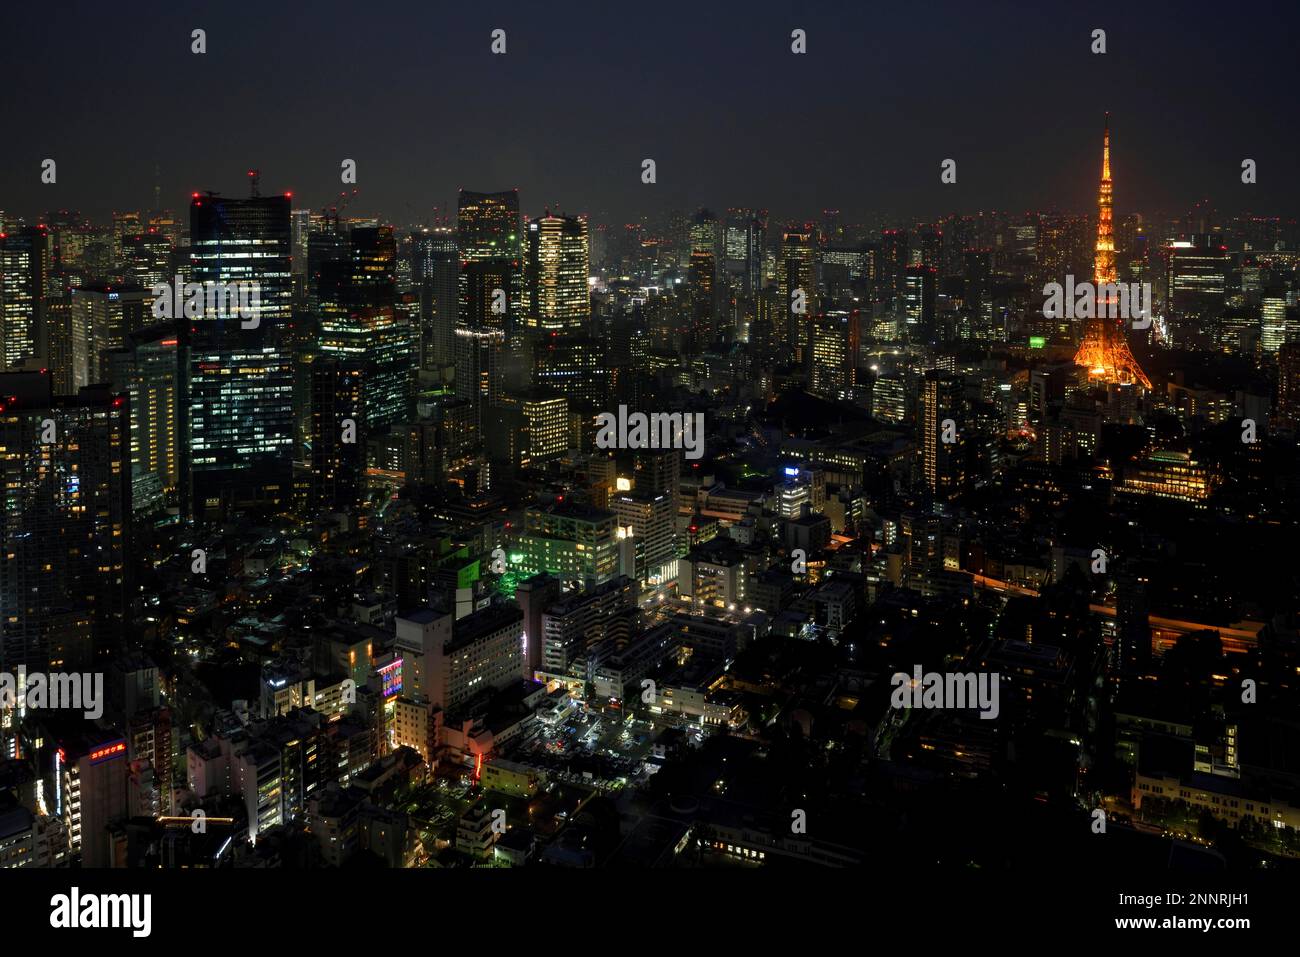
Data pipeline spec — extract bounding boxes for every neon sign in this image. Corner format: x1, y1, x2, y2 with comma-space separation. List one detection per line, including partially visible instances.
89, 741, 126, 763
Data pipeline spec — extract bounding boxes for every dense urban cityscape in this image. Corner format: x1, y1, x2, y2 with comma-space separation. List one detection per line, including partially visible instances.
0, 9, 1295, 938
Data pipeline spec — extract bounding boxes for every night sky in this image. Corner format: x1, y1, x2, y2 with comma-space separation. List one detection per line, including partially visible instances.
4, 0, 1298, 226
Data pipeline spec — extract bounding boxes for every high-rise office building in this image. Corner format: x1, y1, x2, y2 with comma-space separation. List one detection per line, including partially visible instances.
487, 390, 569, 470
454, 326, 505, 428
810, 311, 858, 399
1277, 342, 1300, 434
777, 227, 816, 357
104, 324, 184, 512
525, 213, 590, 333
318, 225, 412, 433
187, 192, 294, 516
687, 209, 718, 345
903, 264, 937, 340
412, 227, 458, 370
1166, 236, 1228, 332
120, 230, 173, 292
872, 374, 906, 423
0, 371, 131, 671
72, 281, 148, 382
724, 210, 766, 296
0, 227, 48, 370
308, 354, 365, 515
879, 229, 909, 307
458, 190, 522, 333
533, 333, 608, 412
921, 370, 965, 498
1260, 289, 1288, 354
45, 293, 88, 395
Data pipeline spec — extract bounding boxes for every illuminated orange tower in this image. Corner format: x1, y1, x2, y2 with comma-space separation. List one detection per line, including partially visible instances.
1074, 114, 1151, 389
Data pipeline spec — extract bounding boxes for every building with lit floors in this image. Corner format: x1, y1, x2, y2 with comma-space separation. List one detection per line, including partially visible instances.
486, 390, 569, 472
532, 333, 609, 412
903, 264, 937, 341
612, 490, 677, 589
1166, 236, 1228, 342
395, 603, 524, 714
809, 311, 858, 399
518, 501, 618, 590
307, 354, 366, 516
411, 226, 458, 371
1276, 342, 1300, 436
920, 370, 965, 498
317, 225, 413, 433
525, 212, 591, 333
405, 395, 480, 486
454, 325, 505, 429
103, 324, 183, 515
1115, 565, 1153, 674
516, 573, 561, 678
776, 227, 816, 357
871, 374, 906, 423
538, 576, 637, 679
0, 226, 47, 370
56, 732, 130, 868
187, 191, 294, 516
0, 371, 131, 672
1117, 450, 1218, 506
458, 190, 523, 334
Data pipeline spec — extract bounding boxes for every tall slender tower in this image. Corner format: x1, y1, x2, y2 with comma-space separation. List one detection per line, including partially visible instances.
1094, 114, 1115, 286
1073, 115, 1151, 389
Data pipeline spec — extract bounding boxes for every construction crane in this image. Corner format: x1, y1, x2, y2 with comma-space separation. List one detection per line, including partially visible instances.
320, 187, 359, 228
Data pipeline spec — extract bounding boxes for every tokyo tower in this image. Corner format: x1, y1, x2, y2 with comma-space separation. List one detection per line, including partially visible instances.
1073, 114, 1152, 389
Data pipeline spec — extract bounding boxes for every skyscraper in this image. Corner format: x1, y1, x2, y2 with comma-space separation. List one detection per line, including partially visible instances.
187, 192, 294, 516
0, 227, 48, 370
72, 281, 148, 382
810, 311, 858, 399
104, 324, 184, 513
458, 190, 522, 333
318, 225, 412, 433
1277, 342, 1300, 434
903, 264, 937, 341
412, 227, 458, 371
0, 371, 131, 671
777, 227, 816, 358
921, 370, 965, 498
308, 355, 365, 515
525, 213, 590, 334
687, 209, 719, 346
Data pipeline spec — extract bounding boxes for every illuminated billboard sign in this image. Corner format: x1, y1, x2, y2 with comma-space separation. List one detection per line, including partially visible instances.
89, 740, 126, 764
379, 659, 403, 699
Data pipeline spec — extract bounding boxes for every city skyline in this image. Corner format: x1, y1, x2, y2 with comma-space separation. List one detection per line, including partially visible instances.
2, 5, 1298, 936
